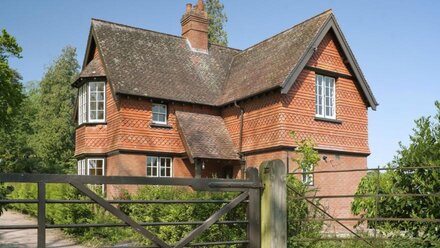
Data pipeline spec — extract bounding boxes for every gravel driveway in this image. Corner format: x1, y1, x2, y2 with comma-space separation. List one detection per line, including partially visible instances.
0, 210, 86, 248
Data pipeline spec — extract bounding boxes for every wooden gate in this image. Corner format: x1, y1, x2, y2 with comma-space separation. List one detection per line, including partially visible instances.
0, 168, 262, 248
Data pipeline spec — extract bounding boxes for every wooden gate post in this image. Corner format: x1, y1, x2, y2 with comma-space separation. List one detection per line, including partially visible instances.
260, 160, 287, 248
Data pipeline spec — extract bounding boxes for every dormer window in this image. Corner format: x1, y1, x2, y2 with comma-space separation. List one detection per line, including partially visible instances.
152, 103, 167, 124
78, 81, 106, 124
315, 75, 335, 119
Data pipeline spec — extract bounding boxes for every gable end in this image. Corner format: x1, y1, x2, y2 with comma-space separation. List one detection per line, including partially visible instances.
280, 15, 378, 110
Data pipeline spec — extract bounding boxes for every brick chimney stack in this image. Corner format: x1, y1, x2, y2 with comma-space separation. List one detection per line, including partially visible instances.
181, 0, 209, 52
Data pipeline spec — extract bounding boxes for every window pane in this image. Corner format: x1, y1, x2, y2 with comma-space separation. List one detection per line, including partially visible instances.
97, 82, 104, 91
98, 111, 104, 120
153, 113, 159, 121
89, 160, 96, 169
158, 114, 165, 123
147, 156, 158, 177
315, 75, 323, 116
159, 105, 166, 113
81, 160, 85, 175
152, 104, 159, 113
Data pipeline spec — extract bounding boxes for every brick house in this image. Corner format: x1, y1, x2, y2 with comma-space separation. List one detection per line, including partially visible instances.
73, 1, 377, 230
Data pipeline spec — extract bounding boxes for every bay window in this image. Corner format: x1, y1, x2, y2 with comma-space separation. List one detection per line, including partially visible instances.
77, 158, 105, 193
78, 81, 106, 124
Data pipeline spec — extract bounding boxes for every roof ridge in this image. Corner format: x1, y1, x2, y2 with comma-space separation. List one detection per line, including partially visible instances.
91, 18, 242, 53
238, 9, 333, 53
91, 18, 185, 40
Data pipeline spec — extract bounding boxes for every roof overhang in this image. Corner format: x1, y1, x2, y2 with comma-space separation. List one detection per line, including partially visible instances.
280, 15, 378, 110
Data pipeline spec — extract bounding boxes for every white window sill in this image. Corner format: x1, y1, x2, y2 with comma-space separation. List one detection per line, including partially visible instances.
314, 116, 342, 124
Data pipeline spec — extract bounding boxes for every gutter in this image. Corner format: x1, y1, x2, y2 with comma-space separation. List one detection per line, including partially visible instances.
234, 101, 246, 179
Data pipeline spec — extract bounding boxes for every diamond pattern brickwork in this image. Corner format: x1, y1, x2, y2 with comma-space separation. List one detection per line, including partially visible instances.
307, 32, 350, 75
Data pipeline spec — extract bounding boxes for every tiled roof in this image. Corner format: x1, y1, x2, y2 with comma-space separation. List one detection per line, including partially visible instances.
91, 19, 239, 105
220, 10, 332, 104
175, 111, 239, 160
77, 9, 377, 108
79, 58, 106, 78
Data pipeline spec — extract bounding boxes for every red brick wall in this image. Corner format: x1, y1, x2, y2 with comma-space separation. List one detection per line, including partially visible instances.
280, 32, 369, 154
75, 87, 220, 156
222, 31, 369, 155
222, 92, 284, 153
106, 154, 195, 198
246, 150, 366, 233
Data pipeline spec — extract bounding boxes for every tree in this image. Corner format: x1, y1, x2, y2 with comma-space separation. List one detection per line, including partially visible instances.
0, 29, 24, 128
0, 85, 40, 173
352, 101, 440, 241
0, 29, 24, 214
30, 46, 79, 173
205, 0, 228, 46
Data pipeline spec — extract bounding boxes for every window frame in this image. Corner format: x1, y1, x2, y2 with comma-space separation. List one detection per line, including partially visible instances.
77, 157, 105, 193
315, 74, 336, 120
147, 156, 173, 178
302, 165, 314, 186
77, 158, 105, 176
151, 103, 168, 125
78, 81, 106, 125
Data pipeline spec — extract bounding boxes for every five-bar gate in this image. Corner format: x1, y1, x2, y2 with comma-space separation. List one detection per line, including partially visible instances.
0, 168, 262, 248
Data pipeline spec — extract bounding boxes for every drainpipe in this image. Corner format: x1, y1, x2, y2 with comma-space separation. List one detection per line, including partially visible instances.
234, 101, 245, 179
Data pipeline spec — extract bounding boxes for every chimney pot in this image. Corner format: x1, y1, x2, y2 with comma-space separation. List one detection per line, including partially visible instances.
186, 3, 192, 13
181, 1, 209, 52
197, 0, 204, 11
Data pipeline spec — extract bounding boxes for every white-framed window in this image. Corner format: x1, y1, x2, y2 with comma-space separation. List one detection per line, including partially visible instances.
77, 158, 105, 193
302, 165, 314, 186
147, 156, 172, 177
315, 75, 336, 119
152, 103, 167, 124
78, 85, 87, 124
78, 81, 106, 124
77, 158, 105, 176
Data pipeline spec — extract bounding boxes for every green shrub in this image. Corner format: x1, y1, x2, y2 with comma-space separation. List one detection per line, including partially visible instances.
287, 175, 326, 247
7, 183, 247, 247
121, 185, 247, 247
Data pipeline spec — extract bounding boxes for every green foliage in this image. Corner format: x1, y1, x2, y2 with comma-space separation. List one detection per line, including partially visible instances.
351, 101, 440, 243
206, 0, 228, 46
287, 131, 326, 246
290, 131, 321, 172
8, 184, 247, 247
0, 86, 39, 173
0, 29, 24, 127
121, 185, 246, 247
0, 184, 14, 216
286, 175, 325, 247
30, 46, 79, 173
0, 46, 79, 174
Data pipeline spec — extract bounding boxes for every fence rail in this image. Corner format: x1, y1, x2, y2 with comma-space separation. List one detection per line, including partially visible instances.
288, 165, 440, 246
0, 169, 262, 248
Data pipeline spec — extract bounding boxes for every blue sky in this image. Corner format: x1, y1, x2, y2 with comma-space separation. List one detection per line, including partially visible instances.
2, 0, 439, 168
